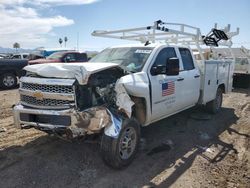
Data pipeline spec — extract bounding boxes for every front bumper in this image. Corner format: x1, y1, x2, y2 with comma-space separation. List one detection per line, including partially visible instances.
13, 104, 73, 129
13, 104, 111, 138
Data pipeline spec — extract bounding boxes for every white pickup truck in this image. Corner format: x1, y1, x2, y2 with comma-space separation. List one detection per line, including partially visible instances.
13, 21, 239, 168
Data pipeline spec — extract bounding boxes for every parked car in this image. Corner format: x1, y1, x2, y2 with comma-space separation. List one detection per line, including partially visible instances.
28, 51, 88, 65
0, 59, 28, 89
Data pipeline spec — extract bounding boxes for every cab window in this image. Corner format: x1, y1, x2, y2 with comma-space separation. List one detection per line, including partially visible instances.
12, 55, 21, 59
179, 48, 194, 70
150, 47, 177, 74
23, 55, 28, 59
76, 53, 88, 62
64, 53, 76, 62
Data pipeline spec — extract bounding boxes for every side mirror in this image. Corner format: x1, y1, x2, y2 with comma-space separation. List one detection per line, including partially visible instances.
151, 64, 166, 75
166, 57, 179, 76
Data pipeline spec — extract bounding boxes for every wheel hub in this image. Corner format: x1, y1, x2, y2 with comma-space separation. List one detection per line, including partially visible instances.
119, 127, 137, 160
3, 76, 15, 87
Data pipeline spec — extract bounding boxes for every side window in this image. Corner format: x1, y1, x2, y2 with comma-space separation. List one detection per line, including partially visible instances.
76, 53, 88, 62
65, 53, 76, 62
13, 55, 21, 59
179, 48, 194, 70
150, 47, 176, 75
23, 55, 28, 59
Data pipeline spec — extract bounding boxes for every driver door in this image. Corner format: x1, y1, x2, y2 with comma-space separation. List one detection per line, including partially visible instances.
149, 47, 183, 121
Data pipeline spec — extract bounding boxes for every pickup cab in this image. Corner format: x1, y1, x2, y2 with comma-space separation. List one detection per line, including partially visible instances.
13, 44, 233, 168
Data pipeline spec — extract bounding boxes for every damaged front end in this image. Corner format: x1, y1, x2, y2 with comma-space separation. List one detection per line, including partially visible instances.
13, 65, 133, 139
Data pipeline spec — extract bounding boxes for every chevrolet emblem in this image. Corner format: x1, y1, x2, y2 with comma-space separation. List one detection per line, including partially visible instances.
33, 90, 44, 100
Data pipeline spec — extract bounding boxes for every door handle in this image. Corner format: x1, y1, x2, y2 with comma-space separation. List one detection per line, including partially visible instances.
194, 75, 200, 78
177, 77, 184, 81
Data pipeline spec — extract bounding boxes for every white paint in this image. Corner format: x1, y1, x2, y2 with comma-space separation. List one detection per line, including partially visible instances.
115, 80, 134, 118
24, 62, 118, 85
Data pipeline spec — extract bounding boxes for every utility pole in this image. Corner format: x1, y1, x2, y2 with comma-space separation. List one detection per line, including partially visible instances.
64, 36, 68, 48
77, 32, 79, 51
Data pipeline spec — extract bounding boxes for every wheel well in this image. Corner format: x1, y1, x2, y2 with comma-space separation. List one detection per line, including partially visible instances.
218, 84, 225, 93
1, 71, 17, 77
130, 96, 146, 125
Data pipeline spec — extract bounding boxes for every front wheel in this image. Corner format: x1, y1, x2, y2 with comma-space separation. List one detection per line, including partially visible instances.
206, 88, 223, 114
100, 118, 140, 169
0, 73, 18, 89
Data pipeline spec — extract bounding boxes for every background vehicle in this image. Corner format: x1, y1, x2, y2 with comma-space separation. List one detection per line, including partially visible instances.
207, 46, 250, 88
233, 46, 250, 88
0, 59, 27, 89
11, 53, 30, 59
13, 21, 239, 168
28, 51, 88, 65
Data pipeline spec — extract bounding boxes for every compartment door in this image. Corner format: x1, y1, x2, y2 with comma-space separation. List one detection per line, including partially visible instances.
202, 61, 218, 103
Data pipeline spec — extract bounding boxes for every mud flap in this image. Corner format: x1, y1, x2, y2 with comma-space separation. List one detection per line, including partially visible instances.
104, 110, 122, 138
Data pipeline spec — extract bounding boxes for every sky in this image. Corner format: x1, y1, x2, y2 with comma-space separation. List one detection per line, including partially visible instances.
0, 0, 250, 51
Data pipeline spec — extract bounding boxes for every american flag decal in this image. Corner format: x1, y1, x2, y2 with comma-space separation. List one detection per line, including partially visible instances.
162, 81, 175, 96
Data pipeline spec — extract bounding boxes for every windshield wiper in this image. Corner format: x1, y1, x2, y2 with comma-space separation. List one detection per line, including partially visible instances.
109, 58, 127, 62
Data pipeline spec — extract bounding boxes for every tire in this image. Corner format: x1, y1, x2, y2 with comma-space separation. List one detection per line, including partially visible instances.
0, 73, 17, 89
206, 88, 223, 114
100, 118, 140, 169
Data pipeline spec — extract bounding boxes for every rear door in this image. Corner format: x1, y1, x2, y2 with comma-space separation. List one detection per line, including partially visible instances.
178, 48, 200, 107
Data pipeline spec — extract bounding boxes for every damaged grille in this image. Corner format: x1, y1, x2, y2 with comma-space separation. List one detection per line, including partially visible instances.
20, 95, 73, 108
19, 78, 75, 109
21, 82, 74, 94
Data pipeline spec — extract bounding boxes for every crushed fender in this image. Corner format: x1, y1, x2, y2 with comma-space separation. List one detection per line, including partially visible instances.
115, 80, 134, 118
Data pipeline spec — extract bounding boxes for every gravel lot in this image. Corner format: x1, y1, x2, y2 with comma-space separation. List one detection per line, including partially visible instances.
0, 88, 249, 188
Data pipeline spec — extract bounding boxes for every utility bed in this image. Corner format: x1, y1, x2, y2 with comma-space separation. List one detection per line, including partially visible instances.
198, 60, 234, 104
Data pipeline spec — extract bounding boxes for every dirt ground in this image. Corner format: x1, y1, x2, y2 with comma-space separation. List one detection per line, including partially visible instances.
0, 88, 249, 188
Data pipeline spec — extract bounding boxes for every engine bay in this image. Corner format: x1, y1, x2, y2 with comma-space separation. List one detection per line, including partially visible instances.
75, 67, 126, 110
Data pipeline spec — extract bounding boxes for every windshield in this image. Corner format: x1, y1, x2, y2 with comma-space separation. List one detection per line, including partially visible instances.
47, 52, 65, 60
90, 47, 153, 72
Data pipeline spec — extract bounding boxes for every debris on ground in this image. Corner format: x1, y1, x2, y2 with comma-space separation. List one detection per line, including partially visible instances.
0, 127, 6, 133
0, 88, 249, 188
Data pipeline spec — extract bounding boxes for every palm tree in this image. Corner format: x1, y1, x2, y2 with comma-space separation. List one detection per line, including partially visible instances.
59, 38, 63, 47
64, 36, 68, 47
13, 42, 20, 53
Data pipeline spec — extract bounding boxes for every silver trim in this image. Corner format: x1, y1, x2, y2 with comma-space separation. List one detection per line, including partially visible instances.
20, 77, 75, 86
19, 88, 75, 101
20, 101, 74, 110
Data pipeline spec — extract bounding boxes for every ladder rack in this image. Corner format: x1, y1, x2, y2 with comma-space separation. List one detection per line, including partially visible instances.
92, 20, 239, 47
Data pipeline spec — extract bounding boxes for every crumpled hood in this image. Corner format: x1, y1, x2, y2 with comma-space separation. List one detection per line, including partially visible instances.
24, 62, 118, 85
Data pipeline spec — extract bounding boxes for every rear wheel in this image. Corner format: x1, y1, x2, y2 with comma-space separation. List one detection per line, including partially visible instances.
0, 73, 17, 89
206, 88, 223, 114
100, 118, 140, 169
